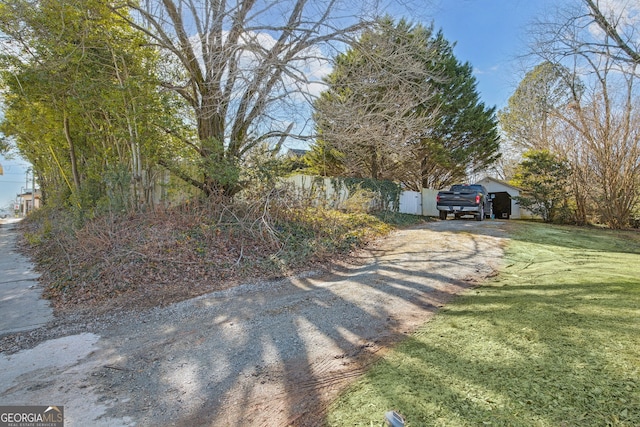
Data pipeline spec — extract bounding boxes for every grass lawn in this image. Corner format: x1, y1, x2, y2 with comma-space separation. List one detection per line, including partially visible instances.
326, 222, 640, 426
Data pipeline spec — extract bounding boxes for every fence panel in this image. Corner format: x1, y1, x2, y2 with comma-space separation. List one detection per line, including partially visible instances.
421, 188, 439, 217
399, 191, 422, 215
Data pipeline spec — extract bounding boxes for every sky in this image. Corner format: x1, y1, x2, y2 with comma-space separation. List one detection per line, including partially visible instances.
428, 0, 557, 110
0, 153, 31, 210
0, 0, 560, 207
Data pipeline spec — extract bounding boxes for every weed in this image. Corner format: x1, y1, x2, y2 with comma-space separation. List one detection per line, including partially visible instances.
18, 190, 397, 310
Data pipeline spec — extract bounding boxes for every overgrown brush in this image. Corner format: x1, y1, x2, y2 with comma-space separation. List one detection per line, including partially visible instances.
18, 187, 394, 310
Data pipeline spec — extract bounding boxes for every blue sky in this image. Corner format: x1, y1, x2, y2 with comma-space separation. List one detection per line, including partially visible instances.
428, 0, 556, 109
0, 0, 558, 207
0, 153, 30, 209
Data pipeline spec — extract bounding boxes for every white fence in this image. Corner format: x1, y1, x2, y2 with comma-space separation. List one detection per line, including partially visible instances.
421, 189, 439, 217
283, 174, 350, 209
398, 189, 439, 216
282, 174, 440, 217
399, 191, 421, 215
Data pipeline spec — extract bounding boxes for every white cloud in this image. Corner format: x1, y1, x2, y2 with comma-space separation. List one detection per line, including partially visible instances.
189, 29, 332, 100
473, 65, 500, 76
587, 0, 640, 40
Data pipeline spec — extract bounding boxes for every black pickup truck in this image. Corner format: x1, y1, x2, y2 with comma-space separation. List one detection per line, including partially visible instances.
436, 184, 491, 221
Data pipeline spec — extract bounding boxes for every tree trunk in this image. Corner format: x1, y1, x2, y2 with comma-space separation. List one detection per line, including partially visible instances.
196, 101, 227, 196
63, 111, 81, 195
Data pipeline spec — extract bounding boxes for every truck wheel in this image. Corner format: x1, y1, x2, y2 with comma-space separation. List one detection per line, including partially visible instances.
476, 206, 484, 221
439, 211, 447, 220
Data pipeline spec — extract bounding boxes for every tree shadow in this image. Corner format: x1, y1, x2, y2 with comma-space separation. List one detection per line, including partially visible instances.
91, 221, 506, 426
498, 220, 640, 255
335, 277, 640, 425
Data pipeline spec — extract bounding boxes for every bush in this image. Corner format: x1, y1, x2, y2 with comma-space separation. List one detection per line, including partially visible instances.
18, 187, 393, 310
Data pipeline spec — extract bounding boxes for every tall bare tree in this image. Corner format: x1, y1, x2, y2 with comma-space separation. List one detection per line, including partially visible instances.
583, 0, 640, 67
527, 0, 640, 228
499, 61, 580, 151
114, 0, 370, 195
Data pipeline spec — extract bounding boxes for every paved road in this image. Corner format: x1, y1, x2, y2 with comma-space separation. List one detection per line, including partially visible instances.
0, 219, 53, 334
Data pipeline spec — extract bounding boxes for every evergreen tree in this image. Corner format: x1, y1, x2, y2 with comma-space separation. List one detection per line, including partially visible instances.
418, 31, 500, 189
511, 149, 572, 222
310, 18, 500, 190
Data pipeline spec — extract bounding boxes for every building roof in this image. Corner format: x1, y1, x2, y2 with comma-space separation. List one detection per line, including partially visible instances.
478, 176, 524, 191
17, 189, 41, 197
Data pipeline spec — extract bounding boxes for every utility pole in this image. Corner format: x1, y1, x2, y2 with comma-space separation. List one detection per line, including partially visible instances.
25, 168, 31, 214
32, 168, 36, 209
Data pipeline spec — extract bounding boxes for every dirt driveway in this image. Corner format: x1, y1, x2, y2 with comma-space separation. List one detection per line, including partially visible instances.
0, 219, 508, 426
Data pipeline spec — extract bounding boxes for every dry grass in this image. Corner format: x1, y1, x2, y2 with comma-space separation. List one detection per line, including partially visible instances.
18, 191, 401, 313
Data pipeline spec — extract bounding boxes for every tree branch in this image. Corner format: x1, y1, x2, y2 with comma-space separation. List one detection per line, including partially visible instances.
584, 0, 640, 64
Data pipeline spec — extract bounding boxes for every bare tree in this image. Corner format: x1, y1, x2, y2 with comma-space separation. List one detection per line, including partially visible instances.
584, 0, 640, 67
499, 61, 580, 152
113, 0, 371, 196
312, 19, 439, 189
528, 0, 640, 228
312, 19, 499, 191
560, 68, 640, 228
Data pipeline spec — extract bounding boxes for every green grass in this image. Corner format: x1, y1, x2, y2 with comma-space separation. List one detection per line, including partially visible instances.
326, 222, 640, 426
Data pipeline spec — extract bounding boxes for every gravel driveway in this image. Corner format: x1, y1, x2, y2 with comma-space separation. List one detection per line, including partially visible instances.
0, 219, 507, 426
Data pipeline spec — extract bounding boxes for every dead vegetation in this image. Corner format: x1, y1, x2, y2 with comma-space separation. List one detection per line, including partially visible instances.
17, 189, 399, 314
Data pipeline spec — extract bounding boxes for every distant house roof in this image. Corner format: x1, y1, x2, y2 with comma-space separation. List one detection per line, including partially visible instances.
17, 188, 41, 196
286, 148, 309, 158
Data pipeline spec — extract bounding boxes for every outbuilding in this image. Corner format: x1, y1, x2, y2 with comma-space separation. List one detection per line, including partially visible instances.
476, 176, 535, 220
